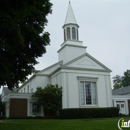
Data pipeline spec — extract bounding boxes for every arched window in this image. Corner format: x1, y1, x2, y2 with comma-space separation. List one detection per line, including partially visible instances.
64, 29, 66, 41
72, 27, 76, 40
67, 27, 71, 40
77, 29, 79, 40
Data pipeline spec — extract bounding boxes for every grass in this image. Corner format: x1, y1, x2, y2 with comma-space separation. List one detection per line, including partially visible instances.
0, 116, 130, 130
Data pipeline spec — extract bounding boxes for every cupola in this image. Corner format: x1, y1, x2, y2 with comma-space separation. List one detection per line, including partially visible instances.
63, 2, 79, 41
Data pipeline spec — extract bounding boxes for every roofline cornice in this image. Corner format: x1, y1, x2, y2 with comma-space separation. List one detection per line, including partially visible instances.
35, 74, 49, 76
60, 40, 83, 47
49, 67, 61, 77
57, 44, 87, 53
62, 23, 79, 28
4, 93, 34, 102
61, 67, 111, 73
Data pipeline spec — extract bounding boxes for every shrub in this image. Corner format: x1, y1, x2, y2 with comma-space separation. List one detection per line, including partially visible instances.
0, 116, 6, 120
33, 84, 62, 118
59, 107, 119, 119
8, 116, 44, 119
0, 101, 5, 116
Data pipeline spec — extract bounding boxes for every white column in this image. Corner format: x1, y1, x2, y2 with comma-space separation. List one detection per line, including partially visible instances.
62, 72, 67, 109
105, 75, 112, 107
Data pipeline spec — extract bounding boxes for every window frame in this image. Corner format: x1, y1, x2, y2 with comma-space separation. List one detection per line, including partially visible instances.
67, 27, 71, 40
32, 103, 39, 115
72, 27, 76, 40
31, 88, 33, 93
77, 29, 79, 40
64, 29, 66, 41
78, 77, 98, 107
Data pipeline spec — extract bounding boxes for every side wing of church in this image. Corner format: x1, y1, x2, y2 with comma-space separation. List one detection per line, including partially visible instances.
2, 3, 113, 118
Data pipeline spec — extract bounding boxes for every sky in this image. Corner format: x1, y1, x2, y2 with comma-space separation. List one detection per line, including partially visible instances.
0, 0, 130, 93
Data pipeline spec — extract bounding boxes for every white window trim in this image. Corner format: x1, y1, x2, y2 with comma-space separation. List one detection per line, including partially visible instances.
78, 76, 98, 108
77, 76, 98, 82
31, 103, 40, 116
31, 88, 33, 93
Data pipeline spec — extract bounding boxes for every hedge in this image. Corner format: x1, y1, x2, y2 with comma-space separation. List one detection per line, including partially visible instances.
59, 107, 119, 119
0, 116, 6, 120
8, 116, 44, 119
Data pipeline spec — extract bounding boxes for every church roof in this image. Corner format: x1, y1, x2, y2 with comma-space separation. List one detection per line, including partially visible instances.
112, 86, 130, 95
64, 2, 77, 25
62, 53, 112, 72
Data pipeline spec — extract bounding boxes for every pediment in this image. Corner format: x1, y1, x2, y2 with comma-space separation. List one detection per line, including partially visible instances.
78, 59, 95, 66
62, 53, 111, 72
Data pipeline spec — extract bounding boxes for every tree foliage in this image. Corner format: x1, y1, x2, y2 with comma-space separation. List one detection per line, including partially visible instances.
113, 75, 123, 89
0, 98, 2, 113
122, 70, 130, 87
113, 70, 130, 89
0, 0, 52, 90
33, 84, 62, 112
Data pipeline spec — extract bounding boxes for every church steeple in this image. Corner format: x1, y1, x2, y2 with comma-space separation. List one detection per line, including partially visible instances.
58, 2, 86, 64
63, 2, 79, 41
64, 2, 77, 25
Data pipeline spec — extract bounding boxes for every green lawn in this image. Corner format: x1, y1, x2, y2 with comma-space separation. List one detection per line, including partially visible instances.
0, 117, 130, 130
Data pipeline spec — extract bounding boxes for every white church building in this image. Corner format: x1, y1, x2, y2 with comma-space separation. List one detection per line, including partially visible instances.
2, 3, 114, 118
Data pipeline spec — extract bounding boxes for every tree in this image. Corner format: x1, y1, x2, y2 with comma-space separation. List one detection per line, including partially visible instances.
33, 84, 62, 113
0, 0, 52, 90
113, 70, 130, 89
113, 75, 123, 89
122, 70, 130, 87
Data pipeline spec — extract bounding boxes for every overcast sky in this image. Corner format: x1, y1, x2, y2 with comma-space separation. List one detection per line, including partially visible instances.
0, 0, 130, 93
35, 0, 130, 78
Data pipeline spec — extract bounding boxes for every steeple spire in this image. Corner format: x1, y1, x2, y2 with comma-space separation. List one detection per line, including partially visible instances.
58, 2, 86, 64
64, 2, 77, 25
63, 2, 79, 42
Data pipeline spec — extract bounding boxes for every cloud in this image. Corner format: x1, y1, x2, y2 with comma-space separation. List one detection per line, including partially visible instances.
1, 0, 130, 93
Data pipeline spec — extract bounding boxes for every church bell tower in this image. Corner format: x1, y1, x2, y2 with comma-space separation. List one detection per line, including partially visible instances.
58, 2, 87, 64
63, 2, 79, 41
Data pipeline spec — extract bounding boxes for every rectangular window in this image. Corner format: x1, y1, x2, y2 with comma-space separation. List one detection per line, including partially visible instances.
121, 104, 124, 108
117, 104, 120, 108
32, 103, 39, 115
31, 88, 33, 93
80, 81, 97, 105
